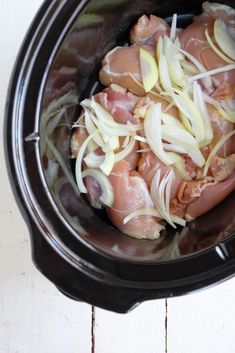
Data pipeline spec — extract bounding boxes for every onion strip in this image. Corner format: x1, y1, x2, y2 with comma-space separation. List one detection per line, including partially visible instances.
203, 129, 235, 176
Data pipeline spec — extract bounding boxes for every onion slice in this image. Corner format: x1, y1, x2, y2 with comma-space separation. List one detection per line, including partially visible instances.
188, 63, 235, 82
100, 150, 115, 175
203, 129, 235, 176
82, 169, 114, 207
205, 29, 234, 64
144, 103, 175, 165
170, 14, 177, 41
140, 48, 159, 92
214, 19, 235, 61
75, 131, 99, 193
123, 208, 161, 224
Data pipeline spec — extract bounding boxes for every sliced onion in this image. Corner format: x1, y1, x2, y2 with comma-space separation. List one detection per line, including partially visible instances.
123, 208, 161, 224
179, 110, 194, 134
181, 60, 198, 75
161, 125, 205, 167
214, 103, 235, 123
172, 92, 205, 146
140, 48, 159, 92
179, 48, 212, 90
203, 129, 235, 176
82, 168, 114, 207
84, 152, 104, 168
134, 135, 147, 143
161, 113, 185, 129
100, 150, 115, 175
167, 152, 191, 181
188, 63, 235, 83
163, 143, 186, 154
193, 81, 213, 144
164, 37, 185, 87
75, 131, 98, 193
214, 19, 235, 61
205, 29, 233, 64
84, 109, 106, 148
114, 136, 136, 162
170, 14, 177, 41
82, 99, 143, 132
150, 169, 186, 227
159, 53, 173, 92
144, 103, 175, 165
156, 36, 163, 63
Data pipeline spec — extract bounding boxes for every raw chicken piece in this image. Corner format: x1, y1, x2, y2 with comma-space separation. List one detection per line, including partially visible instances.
186, 170, 235, 220
95, 84, 140, 124
179, 2, 235, 86
130, 14, 170, 46
177, 177, 215, 204
199, 2, 235, 28
138, 151, 183, 199
99, 45, 155, 95
107, 160, 164, 239
210, 154, 235, 181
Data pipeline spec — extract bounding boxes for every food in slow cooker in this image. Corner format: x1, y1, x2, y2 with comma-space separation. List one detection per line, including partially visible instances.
71, 2, 235, 240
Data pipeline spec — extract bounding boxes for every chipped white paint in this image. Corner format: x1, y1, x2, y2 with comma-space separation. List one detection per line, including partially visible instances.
2, 1, 235, 353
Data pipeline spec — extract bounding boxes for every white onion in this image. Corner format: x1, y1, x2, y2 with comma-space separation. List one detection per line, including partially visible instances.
203, 129, 235, 176
140, 48, 159, 92
82, 169, 114, 207
214, 19, 235, 61
75, 131, 99, 193
205, 29, 234, 64
123, 208, 161, 224
170, 14, 177, 41
144, 103, 175, 165
188, 63, 235, 82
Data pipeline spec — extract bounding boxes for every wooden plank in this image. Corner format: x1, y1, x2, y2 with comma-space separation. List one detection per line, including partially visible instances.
94, 300, 166, 353
167, 278, 235, 353
0, 1, 92, 353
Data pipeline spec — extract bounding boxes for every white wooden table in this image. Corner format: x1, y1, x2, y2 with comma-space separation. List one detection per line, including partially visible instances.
1, 1, 235, 352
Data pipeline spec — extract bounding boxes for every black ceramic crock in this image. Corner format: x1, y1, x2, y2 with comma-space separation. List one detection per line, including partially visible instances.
4, 0, 235, 313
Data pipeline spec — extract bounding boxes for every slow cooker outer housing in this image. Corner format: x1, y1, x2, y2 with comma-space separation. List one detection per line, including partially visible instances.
4, 0, 235, 313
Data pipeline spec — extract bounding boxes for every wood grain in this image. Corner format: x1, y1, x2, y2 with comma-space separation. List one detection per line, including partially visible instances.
167, 279, 235, 353
94, 301, 166, 353
0, 1, 92, 353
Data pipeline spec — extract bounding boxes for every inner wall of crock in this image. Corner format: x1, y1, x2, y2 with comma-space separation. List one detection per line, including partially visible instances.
40, 0, 235, 262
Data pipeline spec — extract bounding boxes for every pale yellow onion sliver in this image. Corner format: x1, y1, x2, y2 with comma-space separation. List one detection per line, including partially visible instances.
179, 48, 212, 89
205, 29, 234, 64
140, 48, 159, 92
144, 103, 175, 165
75, 130, 99, 193
203, 129, 235, 176
82, 168, 114, 207
164, 37, 185, 87
114, 136, 136, 162
214, 19, 235, 61
156, 35, 163, 62
215, 104, 235, 123
159, 53, 173, 92
123, 208, 161, 225
188, 63, 235, 82
170, 13, 177, 41
193, 81, 213, 144
100, 150, 115, 175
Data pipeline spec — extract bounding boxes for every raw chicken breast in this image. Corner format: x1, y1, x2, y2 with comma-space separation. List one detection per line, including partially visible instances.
99, 45, 155, 95
130, 14, 170, 46
138, 151, 183, 199
180, 2, 235, 86
186, 170, 235, 220
108, 160, 164, 239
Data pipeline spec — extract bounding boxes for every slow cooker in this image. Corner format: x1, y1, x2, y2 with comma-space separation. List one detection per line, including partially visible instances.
4, 0, 235, 313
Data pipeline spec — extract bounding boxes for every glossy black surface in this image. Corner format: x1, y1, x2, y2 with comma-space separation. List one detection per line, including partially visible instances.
4, 0, 235, 312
